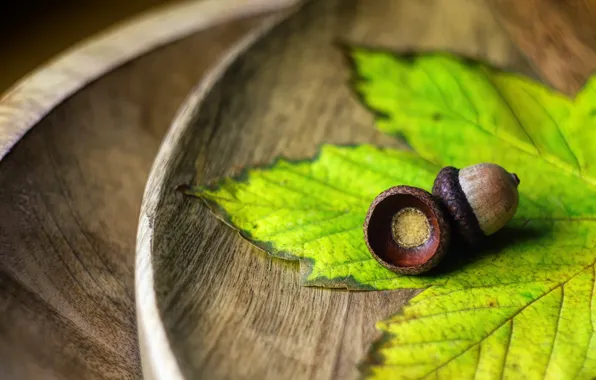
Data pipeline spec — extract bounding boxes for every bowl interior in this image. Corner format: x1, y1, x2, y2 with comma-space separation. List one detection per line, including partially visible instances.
140, 1, 534, 379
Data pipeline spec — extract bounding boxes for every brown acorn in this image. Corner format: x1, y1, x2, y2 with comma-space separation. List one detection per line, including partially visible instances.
432, 163, 520, 244
363, 186, 451, 275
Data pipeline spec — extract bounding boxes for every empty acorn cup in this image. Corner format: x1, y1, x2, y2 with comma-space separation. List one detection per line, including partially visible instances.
363, 186, 451, 275
363, 163, 520, 275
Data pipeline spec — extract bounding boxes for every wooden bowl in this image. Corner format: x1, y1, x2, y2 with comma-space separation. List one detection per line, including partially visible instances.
136, 1, 534, 379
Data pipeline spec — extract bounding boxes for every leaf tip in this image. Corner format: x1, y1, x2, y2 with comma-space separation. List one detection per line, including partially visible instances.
177, 183, 208, 198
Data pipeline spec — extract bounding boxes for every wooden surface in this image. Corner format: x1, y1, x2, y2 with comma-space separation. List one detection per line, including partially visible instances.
0, 13, 268, 380
0, 0, 177, 92
0, 0, 299, 162
487, 0, 596, 96
138, 1, 536, 379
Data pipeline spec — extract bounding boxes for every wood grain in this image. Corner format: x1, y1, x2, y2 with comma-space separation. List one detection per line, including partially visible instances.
0, 0, 177, 92
138, 1, 536, 379
0, 0, 299, 162
0, 15, 267, 380
487, 0, 596, 95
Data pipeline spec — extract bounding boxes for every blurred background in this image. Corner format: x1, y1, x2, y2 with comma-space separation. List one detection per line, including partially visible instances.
0, 0, 179, 92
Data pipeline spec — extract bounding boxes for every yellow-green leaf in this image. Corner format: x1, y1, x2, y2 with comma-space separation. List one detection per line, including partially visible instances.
188, 145, 441, 289
184, 48, 596, 379
349, 48, 596, 380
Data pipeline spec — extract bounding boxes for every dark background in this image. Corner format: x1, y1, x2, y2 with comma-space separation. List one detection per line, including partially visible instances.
0, 0, 176, 91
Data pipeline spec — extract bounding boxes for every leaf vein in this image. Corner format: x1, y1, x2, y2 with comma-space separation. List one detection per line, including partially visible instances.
446, 68, 480, 124
522, 87, 582, 176
326, 147, 436, 184
480, 69, 542, 156
421, 281, 555, 303
501, 320, 514, 380
201, 195, 347, 212
380, 338, 472, 350
276, 165, 369, 205
299, 225, 361, 246
417, 261, 595, 380
473, 343, 481, 380
543, 286, 565, 379
311, 257, 376, 274
265, 211, 358, 239
574, 265, 596, 379
400, 305, 518, 323
258, 175, 355, 207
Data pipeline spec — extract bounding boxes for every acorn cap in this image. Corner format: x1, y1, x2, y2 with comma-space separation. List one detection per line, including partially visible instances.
363, 186, 451, 275
432, 164, 520, 244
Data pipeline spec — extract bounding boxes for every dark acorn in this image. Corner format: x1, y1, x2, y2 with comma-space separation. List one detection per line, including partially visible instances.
363, 186, 451, 275
432, 163, 520, 245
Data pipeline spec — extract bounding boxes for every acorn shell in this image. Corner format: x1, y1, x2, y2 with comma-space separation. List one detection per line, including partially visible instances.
432, 163, 519, 244
363, 186, 451, 275
459, 163, 519, 235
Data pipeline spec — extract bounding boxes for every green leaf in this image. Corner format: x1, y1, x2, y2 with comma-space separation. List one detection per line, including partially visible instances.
349, 48, 596, 219
349, 48, 596, 380
185, 48, 596, 378
188, 144, 441, 289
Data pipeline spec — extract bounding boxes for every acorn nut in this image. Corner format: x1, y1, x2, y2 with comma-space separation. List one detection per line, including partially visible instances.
363, 186, 451, 275
432, 163, 520, 245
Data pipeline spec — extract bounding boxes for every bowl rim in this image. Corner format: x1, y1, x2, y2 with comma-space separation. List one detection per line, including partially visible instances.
134, 9, 297, 380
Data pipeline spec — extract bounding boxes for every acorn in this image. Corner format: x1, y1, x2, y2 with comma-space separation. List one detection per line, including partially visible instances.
432, 163, 520, 245
363, 186, 451, 275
